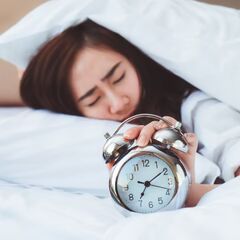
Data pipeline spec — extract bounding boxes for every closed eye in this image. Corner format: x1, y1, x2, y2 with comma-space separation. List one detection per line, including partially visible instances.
87, 96, 101, 107
87, 72, 126, 107
112, 72, 125, 84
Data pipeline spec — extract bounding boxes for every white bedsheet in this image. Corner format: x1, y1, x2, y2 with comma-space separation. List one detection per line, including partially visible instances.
0, 177, 239, 240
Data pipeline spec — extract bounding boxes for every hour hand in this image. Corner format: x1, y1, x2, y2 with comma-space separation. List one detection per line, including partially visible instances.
140, 186, 147, 199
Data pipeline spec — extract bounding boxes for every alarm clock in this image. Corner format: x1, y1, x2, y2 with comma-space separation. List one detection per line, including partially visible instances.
102, 113, 191, 214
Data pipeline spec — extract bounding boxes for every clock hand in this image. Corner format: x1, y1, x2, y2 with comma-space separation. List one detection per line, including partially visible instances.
137, 181, 151, 187
138, 181, 170, 190
149, 169, 164, 183
138, 180, 152, 199
149, 184, 171, 190
140, 186, 147, 199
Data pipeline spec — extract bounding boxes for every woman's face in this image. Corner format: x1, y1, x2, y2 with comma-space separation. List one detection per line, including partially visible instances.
70, 47, 142, 121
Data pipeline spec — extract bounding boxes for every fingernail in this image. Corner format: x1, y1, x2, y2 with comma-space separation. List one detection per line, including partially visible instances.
124, 132, 131, 138
138, 135, 147, 146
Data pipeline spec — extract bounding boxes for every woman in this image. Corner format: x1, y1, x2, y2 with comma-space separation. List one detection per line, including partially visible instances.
20, 19, 197, 121
18, 19, 239, 207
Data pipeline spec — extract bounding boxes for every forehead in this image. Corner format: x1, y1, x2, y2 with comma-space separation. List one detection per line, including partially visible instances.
70, 47, 124, 84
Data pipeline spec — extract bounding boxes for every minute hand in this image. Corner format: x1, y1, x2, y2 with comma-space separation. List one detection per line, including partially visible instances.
149, 169, 164, 183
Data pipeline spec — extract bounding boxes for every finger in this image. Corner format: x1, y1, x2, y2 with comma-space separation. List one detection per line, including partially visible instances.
137, 121, 159, 146
106, 161, 114, 170
123, 125, 144, 140
170, 133, 198, 158
183, 133, 198, 154
137, 116, 179, 147
154, 116, 178, 130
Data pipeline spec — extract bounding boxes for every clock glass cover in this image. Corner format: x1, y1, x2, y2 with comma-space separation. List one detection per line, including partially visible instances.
116, 153, 177, 213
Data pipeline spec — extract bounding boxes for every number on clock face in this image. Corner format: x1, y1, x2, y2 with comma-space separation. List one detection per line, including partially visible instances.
116, 153, 176, 213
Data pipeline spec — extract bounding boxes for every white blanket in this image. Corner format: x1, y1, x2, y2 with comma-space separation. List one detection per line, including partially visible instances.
1, 0, 240, 238
181, 90, 240, 181
0, 177, 239, 240
1, 0, 240, 111
1, 89, 240, 239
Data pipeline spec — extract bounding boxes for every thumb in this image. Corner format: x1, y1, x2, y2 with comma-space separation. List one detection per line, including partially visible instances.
183, 133, 198, 154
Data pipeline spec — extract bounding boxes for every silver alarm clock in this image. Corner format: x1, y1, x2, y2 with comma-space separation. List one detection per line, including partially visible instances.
103, 113, 191, 214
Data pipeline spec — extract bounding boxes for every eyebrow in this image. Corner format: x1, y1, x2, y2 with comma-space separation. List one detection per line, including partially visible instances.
78, 61, 122, 102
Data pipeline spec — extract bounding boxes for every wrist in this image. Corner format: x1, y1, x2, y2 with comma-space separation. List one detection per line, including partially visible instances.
185, 183, 219, 207
234, 167, 240, 177
190, 172, 195, 184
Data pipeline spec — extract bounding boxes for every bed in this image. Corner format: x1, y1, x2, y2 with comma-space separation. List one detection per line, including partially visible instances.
0, 0, 240, 239
0, 90, 240, 240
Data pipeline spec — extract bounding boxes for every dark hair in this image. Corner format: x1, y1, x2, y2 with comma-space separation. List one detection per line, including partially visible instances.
20, 19, 197, 121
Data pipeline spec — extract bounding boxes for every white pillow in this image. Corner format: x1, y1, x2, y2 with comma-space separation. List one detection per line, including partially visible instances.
0, 106, 219, 196
1, 0, 240, 112
0, 107, 114, 197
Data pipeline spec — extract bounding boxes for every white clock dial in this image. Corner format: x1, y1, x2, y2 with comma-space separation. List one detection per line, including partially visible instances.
116, 153, 177, 213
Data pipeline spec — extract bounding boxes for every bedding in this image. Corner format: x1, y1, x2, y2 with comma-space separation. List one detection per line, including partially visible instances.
0, 172, 239, 240
1, 89, 240, 239
1, 0, 240, 111
181, 90, 240, 181
0, 104, 218, 196
0, 0, 240, 239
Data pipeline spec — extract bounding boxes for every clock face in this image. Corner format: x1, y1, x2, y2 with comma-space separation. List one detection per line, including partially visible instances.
116, 153, 177, 213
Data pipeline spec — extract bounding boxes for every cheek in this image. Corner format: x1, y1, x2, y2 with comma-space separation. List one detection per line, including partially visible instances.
81, 104, 108, 119
125, 75, 141, 100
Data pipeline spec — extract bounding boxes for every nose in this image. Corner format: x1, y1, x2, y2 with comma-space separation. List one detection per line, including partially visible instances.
107, 91, 130, 114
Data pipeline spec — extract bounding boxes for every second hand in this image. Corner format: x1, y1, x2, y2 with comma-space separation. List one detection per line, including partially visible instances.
137, 181, 170, 190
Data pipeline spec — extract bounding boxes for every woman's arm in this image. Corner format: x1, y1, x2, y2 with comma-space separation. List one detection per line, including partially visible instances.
0, 65, 25, 106
17, 68, 24, 80
185, 183, 219, 207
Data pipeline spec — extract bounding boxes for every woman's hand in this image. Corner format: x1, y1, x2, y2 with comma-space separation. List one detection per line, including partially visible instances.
106, 115, 218, 208
114, 116, 198, 183
235, 167, 240, 177
17, 67, 25, 81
